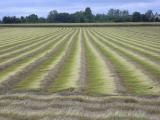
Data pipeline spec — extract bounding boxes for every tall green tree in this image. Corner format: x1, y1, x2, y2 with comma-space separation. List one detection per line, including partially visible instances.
20, 16, 26, 23
38, 17, 46, 23
54, 13, 73, 23
84, 7, 94, 22
145, 10, 154, 22
132, 12, 142, 22
2, 16, 21, 23
47, 10, 58, 22
73, 11, 85, 23
26, 14, 38, 23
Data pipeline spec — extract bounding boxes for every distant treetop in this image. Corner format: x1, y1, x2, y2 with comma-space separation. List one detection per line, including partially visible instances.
2, 7, 160, 23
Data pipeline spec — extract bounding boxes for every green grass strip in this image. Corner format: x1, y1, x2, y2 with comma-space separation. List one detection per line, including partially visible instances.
84, 29, 117, 95
92, 29, 160, 81
0, 29, 71, 65
0, 29, 62, 55
97, 28, 160, 53
92, 29, 160, 64
15, 30, 76, 90
49, 29, 81, 92
0, 29, 71, 84
0, 29, 68, 63
105, 28, 160, 47
89, 29, 160, 95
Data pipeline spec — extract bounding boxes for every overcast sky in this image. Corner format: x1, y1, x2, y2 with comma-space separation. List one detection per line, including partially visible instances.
0, 0, 160, 18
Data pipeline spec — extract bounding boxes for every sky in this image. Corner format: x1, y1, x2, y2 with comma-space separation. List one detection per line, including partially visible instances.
0, 0, 160, 18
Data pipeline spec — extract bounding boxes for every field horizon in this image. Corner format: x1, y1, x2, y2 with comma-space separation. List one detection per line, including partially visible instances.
0, 22, 160, 27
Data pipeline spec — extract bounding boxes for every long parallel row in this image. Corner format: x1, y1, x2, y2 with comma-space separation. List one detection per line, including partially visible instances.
99, 28, 160, 53
0, 28, 63, 55
95, 28, 160, 54
91, 29, 160, 82
0, 27, 159, 96
87, 28, 160, 95
0, 28, 73, 92
16, 29, 78, 91
0, 29, 67, 63
0, 28, 65, 45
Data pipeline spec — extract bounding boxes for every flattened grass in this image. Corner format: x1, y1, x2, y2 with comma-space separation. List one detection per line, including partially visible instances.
93, 29, 160, 81
15, 30, 75, 90
0, 30, 71, 84
84, 30, 116, 95
49, 29, 81, 92
89, 29, 160, 95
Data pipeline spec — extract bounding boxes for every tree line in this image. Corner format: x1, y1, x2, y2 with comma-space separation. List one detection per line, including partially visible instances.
1, 7, 160, 23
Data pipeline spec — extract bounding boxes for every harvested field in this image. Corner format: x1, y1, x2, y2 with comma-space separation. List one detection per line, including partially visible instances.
0, 26, 160, 120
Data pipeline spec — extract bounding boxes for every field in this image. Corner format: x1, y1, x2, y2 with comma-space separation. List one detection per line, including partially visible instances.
0, 26, 160, 120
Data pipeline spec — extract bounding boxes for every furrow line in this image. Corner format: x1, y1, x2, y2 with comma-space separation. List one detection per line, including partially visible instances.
47, 28, 81, 93
0, 28, 69, 63
0, 28, 64, 55
86, 28, 127, 94
0, 28, 63, 46
78, 28, 88, 93
83, 29, 117, 95
106, 28, 160, 47
0, 29, 44, 45
95, 28, 160, 54
90, 29, 160, 95
122, 27, 160, 40
92, 29, 160, 84
0, 29, 73, 93
14, 29, 76, 91
0, 28, 71, 72
92, 29, 160, 65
